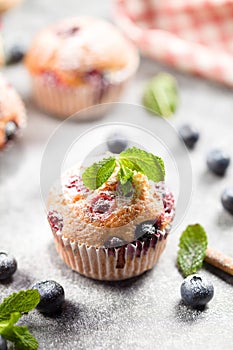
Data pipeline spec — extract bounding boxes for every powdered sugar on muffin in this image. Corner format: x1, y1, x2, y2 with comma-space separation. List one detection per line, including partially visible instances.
47, 164, 171, 247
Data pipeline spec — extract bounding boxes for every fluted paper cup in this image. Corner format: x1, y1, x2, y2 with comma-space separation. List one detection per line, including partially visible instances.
52, 227, 169, 281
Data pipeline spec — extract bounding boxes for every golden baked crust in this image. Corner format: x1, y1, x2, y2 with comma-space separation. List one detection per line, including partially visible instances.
47, 165, 167, 247
25, 17, 138, 87
0, 74, 26, 149
0, 0, 21, 13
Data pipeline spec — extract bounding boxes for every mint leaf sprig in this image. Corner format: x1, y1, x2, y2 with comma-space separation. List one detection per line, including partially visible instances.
0, 290, 40, 350
177, 224, 208, 277
82, 147, 165, 190
143, 72, 178, 117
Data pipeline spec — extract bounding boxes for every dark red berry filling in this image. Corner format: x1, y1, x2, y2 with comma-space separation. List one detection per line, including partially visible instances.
85, 69, 104, 82
116, 246, 126, 269
42, 71, 63, 86
56, 26, 80, 37
65, 175, 89, 195
163, 191, 175, 214
48, 211, 63, 232
84, 69, 108, 102
91, 193, 115, 215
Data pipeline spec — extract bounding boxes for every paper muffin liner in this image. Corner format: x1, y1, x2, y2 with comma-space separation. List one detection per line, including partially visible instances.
29, 50, 139, 120
52, 226, 170, 281
30, 76, 126, 120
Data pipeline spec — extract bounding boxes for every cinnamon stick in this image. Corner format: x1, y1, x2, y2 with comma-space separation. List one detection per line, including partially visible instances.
205, 247, 233, 276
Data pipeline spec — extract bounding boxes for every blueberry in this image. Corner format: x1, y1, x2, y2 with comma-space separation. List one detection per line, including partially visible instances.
6, 44, 26, 65
221, 188, 233, 215
107, 133, 128, 154
179, 124, 199, 149
135, 220, 158, 241
0, 252, 17, 281
32, 280, 65, 315
207, 149, 230, 176
0, 336, 7, 350
181, 274, 214, 308
5, 121, 18, 141
104, 236, 127, 248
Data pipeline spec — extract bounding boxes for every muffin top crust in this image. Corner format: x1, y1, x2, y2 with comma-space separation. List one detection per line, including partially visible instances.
25, 17, 139, 87
47, 164, 173, 248
0, 0, 22, 13
0, 74, 26, 149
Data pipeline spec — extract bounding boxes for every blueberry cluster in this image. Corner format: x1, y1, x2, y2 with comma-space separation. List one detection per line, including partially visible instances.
0, 252, 65, 348
179, 123, 233, 215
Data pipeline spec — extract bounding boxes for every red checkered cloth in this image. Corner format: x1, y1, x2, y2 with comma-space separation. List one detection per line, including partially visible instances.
114, 0, 233, 87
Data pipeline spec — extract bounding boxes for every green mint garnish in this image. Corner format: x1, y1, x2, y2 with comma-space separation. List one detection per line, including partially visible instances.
119, 147, 165, 183
143, 72, 178, 117
82, 147, 165, 190
177, 224, 208, 277
0, 290, 40, 350
82, 157, 116, 190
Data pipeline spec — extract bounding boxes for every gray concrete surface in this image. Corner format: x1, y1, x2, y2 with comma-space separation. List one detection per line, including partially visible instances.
1, 0, 233, 349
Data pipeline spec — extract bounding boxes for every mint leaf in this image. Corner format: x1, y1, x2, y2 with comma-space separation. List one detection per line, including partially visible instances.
0, 290, 40, 321
118, 159, 134, 184
119, 147, 165, 183
0, 312, 21, 333
82, 147, 166, 190
143, 72, 178, 117
177, 224, 208, 277
3, 326, 38, 350
0, 290, 40, 350
82, 157, 116, 190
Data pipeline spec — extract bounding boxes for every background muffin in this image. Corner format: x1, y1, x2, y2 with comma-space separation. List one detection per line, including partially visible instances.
47, 161, 175, 281
0, 0, 22, 13
0, 74, 26, 150
25, 17, 139, 119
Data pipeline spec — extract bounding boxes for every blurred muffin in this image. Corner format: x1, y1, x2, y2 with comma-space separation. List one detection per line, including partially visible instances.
0, 0, 22, 13
25, 17, 139, 119
47, 162, 175, 281
0, 33, 3, 67
0, 74, 26, 150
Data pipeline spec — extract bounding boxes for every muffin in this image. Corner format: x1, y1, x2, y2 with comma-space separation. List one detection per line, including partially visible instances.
0, 0, 22, 13
47, 147, 175, 280
0, 74, 26, 150
0, 30, 3, 67
25, 17, 139, 119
